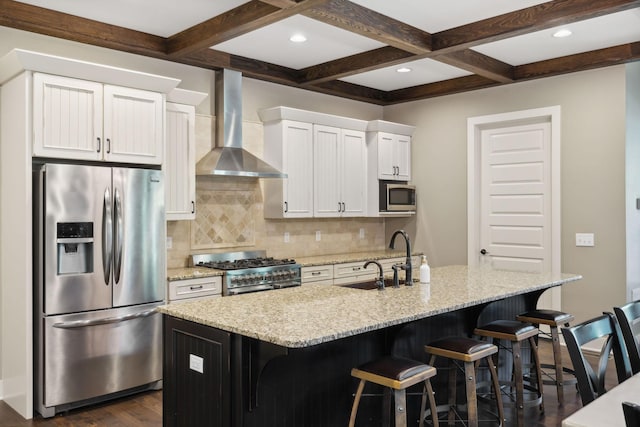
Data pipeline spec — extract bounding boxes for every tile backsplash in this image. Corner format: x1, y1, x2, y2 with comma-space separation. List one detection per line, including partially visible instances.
166, 114, 386, 268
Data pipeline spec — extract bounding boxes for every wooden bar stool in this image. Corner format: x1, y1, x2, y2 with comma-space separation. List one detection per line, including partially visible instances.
349, 356, 439, 427
425, 337, 505, 427
516, 309, 577, 405
474, 320, 544, 427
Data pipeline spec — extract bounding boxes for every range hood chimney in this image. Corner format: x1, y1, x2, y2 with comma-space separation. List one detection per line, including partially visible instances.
196, 69, 286, 178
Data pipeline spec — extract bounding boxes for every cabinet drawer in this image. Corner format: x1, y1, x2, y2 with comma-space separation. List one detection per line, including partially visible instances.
169, 277, 222, 302
301, 265, 334, 284
334, 261, 376, 280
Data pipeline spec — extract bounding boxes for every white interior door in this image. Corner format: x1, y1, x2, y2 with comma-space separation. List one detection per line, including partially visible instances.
468, 106, 561, 312
480, 122, 551, 273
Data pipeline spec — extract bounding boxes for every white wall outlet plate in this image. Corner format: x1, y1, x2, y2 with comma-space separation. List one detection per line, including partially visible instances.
632, 287, 640, 301
316, 231, 321, 241
284, 232, 290, 243
166, 236, 173, 249
575, 233, 595, 247
359, 228, 365, 239
189, 354, 204, 374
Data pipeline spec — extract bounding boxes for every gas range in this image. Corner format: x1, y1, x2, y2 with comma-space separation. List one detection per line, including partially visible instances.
191, 250, 301, 296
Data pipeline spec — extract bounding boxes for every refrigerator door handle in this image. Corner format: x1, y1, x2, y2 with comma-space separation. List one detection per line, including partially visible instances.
114, 187, 124, 284
102, 187, 112, 285
51, 308, 158, 329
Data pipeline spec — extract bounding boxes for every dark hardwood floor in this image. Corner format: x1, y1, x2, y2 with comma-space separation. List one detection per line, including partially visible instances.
0, 339, 617, 426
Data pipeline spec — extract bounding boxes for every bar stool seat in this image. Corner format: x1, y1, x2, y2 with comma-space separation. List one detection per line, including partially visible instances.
349, 356, 439, 427
474, 320, 544, 427
516, 309, 577, 405
425, 337, 505, 427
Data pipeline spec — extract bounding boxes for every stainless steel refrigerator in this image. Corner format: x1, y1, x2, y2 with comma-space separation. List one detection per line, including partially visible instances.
33, 163, 166, 418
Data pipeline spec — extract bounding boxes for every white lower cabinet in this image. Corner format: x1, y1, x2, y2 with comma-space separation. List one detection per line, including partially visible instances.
301, 265, 334, 285
168, 276, 222, 303
333, 261, 377, 285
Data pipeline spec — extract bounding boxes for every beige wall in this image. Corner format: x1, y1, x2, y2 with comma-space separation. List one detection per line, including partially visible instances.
384, 66, 629, 323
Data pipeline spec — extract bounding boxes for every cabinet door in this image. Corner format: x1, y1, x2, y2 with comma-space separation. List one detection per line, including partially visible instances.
33, 73, 103, 161
340, 129, 366, 216
396, 134, 411, 180
377, 132, 397, 180
103, 85, 163, 165
165, 103, 196, 220
283, 121, 314, 217
313, 125, 341, 217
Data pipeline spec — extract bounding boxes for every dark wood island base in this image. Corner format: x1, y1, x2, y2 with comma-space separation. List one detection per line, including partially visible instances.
160, 266, 581, 427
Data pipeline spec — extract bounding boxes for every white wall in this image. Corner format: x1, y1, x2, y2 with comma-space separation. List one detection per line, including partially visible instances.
384, 66, 629, 323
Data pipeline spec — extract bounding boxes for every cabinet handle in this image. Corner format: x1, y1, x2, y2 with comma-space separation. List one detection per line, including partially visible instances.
342, 202, 346, 212
190, 285, 204, 290
338, 202, 341, 212
284, 201, 288, 213
311, 271, 321, 276
191, 201, 195, 214
96, 137, 101, 153
352, 267, 361, 271
106, 138, 111, 154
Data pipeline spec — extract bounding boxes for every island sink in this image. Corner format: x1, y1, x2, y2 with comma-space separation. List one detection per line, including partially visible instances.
340, 278, 398, 290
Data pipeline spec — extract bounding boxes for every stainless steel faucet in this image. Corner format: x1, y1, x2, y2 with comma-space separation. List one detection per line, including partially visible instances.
363, 260, 385, 290
389, 229, 413, 286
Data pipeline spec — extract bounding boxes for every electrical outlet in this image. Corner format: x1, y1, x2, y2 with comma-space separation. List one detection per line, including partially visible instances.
189, 354, 203, 374
284, 232, 290, 243
316, 231, 321, 241
575, 233, 595, 247
166, 236, 173, 249
632, 287, 640, 301
359, 228, 365, 239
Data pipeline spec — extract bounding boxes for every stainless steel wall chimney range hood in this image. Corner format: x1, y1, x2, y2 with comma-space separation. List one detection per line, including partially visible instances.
196, 69, 286, 178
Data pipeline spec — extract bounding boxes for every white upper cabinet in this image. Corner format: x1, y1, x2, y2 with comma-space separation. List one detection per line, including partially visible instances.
263, 119, 314, 218
102, 85, 163, 164
367, 120, 415, 182
165, 102, 196, 220
377, 132, 411, 181
33, 73, 163, 164
314, 125, 366, 217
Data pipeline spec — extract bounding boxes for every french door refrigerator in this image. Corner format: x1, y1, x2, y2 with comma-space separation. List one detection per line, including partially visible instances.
33, 163, 166, 418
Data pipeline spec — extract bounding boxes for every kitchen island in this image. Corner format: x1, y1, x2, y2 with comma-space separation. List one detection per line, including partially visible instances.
159, 265, 581, 427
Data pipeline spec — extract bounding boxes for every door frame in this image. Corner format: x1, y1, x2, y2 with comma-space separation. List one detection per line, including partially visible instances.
467, 106, 562, 277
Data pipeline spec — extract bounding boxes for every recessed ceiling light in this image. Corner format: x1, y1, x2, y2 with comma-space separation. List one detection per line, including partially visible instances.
396, 67, 412, 73
553, 29, 572, 38
289, 34, 307, 43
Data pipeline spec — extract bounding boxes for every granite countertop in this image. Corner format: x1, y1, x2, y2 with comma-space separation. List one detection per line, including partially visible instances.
167, 267, 223, 281
159, 265, 581, 348
167, 250, 422, 281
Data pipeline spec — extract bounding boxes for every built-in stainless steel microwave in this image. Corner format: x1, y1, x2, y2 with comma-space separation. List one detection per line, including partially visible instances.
379, 181, 416, 212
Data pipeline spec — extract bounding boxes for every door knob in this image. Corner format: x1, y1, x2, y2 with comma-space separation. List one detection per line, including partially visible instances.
480, 248, 488, 255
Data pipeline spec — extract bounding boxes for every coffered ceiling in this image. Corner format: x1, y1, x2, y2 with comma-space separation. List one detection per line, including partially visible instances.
2, 0, 640, 105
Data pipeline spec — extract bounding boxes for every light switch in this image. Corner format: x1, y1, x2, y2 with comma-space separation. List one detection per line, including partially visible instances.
575, 233, 595, 247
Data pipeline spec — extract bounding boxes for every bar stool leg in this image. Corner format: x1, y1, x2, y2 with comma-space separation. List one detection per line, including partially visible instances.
419, 379, 438, 427
487, 355, 505, 426
394, 389, 407, 427
383, 388, 391, 426
349, 379, 366, 427
529, 336, 545, 413
512, 341, 525, 427
464, 361, 479, 427
550, 325, 564, 405
448, 359, 456, 426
